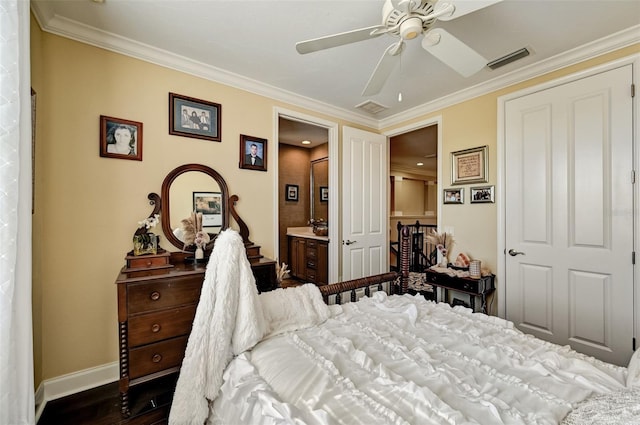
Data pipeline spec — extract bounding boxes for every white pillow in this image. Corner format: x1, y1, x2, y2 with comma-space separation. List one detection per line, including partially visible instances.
627, 348, 640, 388
259, 284, 330, 337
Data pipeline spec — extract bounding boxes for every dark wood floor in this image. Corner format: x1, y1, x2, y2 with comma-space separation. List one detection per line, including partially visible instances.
38, 375, 176, 425
38, 283, 305, 425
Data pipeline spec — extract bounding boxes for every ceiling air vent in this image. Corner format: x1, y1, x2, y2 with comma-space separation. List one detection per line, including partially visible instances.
487, 47, 530, 70
355, 100, 389, 115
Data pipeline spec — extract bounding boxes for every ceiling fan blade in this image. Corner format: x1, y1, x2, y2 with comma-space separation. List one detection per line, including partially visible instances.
422, 28, 486, 77
436, 0, 503, 21
362, 42, 404, 96
296, 25, 385, 54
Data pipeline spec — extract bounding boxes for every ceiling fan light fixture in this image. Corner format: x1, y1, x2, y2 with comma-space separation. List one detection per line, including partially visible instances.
400, 17, 423, 40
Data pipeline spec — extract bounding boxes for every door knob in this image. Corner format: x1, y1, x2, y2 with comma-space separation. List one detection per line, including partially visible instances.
343, 240, 356, 245
508, 249, 525, 256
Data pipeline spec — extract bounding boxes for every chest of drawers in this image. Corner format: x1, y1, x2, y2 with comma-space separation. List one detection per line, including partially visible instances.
115, 264, 205, 418
116, 254, 278, 420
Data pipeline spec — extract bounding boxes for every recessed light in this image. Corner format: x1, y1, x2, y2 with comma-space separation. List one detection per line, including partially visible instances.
301, 140, 311, 145
417, 162, 424, 166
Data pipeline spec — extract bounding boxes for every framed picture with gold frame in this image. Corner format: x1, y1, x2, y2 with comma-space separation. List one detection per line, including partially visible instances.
451, 145, 488, 185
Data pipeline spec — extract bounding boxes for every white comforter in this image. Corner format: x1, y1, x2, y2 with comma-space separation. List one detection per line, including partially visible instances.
210, 293, 629, 425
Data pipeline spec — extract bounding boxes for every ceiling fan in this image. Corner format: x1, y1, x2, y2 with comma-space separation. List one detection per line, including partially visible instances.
295, 0, 502, 96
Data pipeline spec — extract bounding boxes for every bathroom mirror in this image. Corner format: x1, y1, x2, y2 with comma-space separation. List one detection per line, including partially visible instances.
310, 157, 328, 223
160, 163, 230, 251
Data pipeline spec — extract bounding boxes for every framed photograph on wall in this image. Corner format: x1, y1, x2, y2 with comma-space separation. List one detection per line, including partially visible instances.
443, 188, 464, 204
99, 115, 143, 161
193, 192, 222, 227
239, 134, 267, 171
320, 186, 328, 202
451, 145, 488, 185
285, 184, 299, 202
470, 185, 495, 203
169, 92, 221, 142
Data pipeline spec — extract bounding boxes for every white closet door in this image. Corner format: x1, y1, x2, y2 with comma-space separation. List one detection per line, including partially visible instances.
504, 64, 634, 366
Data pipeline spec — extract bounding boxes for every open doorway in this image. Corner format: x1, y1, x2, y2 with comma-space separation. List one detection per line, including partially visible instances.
386, 119, 441, 270
274, 109, 338, 285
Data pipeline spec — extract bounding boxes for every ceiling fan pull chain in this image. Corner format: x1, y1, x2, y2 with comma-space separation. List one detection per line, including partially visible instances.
398, 51, 403, 102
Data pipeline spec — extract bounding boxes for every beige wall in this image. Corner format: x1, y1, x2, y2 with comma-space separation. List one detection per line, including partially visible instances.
383, 44, 640, 287
29, 24, 369, 385
31, 16, 639, 386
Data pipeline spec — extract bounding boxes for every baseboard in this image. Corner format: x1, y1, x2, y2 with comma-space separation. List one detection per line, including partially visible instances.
34, 361, 119, 423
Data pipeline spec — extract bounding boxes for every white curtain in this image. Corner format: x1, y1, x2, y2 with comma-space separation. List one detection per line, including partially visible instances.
0, 0, 35, 424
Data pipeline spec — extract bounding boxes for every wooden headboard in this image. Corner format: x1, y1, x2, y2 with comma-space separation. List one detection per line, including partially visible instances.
320, 226, 410, 304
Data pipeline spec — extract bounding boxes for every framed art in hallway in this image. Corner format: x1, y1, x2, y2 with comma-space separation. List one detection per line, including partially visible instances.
169, 92, 221, 142
99, 115, 143, 161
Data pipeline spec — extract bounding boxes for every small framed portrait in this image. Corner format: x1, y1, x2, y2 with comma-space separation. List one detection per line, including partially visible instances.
451, 145, 488, 185
100, 115, 142, 161
443, 188, 464, 204
285, 184, 299, 202
239, 134, 268, 171
193, 192, 222, 227
320, 186, 329, 202
470, 185, 495, 203
169, 93, 221, 142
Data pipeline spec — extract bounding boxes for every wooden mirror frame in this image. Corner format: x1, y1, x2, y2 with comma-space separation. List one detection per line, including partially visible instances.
159, 163, 230, 251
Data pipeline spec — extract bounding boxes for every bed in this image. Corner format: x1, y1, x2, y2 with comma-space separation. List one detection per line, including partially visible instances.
168, 227, 640, 425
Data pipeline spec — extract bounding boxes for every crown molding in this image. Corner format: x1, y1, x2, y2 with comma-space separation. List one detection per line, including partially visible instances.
31, 3, 638, 132
30, 4, 378, 129
378, 24, 640, 129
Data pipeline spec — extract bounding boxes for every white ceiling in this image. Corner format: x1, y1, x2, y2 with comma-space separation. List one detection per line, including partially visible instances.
31, 0, 640, 129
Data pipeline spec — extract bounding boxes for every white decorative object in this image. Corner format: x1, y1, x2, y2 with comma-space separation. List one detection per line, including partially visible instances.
469, 260, 481, 278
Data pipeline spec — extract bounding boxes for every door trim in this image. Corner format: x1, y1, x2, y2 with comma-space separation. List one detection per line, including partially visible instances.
497, 54, 640, 327
273, 107, 339, 283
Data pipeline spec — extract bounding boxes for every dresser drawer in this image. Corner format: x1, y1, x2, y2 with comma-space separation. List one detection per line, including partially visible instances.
128, 276, 202, 315
306, 247, 317, 260
306, 269, 317, 282
129, 336, 188, 379
128, 305, 197, 347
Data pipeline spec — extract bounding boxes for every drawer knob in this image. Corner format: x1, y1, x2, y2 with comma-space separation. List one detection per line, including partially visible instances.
150, 291, 161, 301
152, 354, 162, 363
151, 323, 161, 333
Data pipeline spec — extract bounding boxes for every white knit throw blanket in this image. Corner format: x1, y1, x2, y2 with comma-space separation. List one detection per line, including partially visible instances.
169, 229, 266, 425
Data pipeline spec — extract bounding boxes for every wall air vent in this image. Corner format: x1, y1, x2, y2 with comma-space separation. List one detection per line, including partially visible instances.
355, 100, 389, 115
487, 47, 530, 70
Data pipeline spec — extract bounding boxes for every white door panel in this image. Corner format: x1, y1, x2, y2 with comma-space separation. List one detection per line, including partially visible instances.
342, 126, 388, 280
505, 65, 634, 366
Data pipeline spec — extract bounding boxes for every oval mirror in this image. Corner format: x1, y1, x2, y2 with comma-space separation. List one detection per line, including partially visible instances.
161, 164, 229, 251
